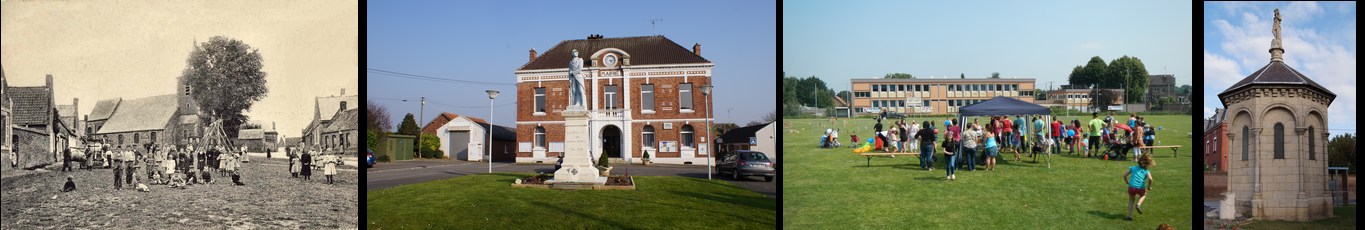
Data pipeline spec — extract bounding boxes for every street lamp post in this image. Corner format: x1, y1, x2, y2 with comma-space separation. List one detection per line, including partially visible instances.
486, 90, 499, 173
701, 85, 714, 180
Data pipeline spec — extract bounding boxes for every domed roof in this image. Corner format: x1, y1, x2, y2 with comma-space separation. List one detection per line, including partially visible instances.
1217, 60, 1336, 102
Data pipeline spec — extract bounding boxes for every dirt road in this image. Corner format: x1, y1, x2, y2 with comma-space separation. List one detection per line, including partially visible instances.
2, 157, 357, 229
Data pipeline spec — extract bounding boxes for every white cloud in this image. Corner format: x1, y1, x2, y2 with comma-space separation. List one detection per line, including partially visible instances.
1210, 2, 1356, 136
1204, 106, 1216, 119
1282, 2, 1323, 21
1202, 50, 1243, 91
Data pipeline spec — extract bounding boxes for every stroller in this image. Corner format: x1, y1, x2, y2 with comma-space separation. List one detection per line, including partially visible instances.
849, 134, 859, 148
1101, 132, 1132, 161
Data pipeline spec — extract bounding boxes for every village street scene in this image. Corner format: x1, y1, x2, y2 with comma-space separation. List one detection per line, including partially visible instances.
2, 0, 359, 229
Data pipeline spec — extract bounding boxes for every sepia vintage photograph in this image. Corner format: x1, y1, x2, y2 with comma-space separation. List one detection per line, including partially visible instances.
2, 0, 359, 229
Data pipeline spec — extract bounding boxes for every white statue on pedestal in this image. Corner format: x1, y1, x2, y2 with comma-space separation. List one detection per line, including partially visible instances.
567, 49, 585, 109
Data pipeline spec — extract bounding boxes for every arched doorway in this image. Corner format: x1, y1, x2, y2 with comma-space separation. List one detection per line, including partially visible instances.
602, 125, 622, 158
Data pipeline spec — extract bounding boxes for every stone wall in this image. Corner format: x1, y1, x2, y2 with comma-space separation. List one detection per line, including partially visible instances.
13, 128, 51, 169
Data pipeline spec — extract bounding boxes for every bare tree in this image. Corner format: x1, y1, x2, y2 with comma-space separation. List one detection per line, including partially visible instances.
367, 100, 393, 132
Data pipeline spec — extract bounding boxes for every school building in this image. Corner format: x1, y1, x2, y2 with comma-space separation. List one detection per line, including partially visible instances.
849, 78, 1036, 115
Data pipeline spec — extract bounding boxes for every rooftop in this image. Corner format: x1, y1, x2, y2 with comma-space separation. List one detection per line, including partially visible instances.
518, 35, 710, 71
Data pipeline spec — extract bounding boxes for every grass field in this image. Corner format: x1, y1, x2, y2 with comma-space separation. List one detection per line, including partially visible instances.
1242, 205, 1356, 229
782, 115, 1194, 229
366, 174, 777, 229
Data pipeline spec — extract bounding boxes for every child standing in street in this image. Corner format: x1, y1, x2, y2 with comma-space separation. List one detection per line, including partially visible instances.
1122, 154, 1155, 221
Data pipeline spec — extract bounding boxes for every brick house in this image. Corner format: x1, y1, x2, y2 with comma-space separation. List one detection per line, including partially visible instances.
514, 35, 714, 165
302, 89, 357, 148
321, 108, 359, 154
7, 74, 77, 168
1204, 108, 1229, 173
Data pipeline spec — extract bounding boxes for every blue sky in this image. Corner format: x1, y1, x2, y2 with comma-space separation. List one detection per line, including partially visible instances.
1203, 2, 1356, 137
367, 0, 777, 129
784, 0, 1193, 93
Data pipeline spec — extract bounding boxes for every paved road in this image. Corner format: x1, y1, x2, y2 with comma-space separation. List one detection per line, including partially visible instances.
366, 159, 775, 197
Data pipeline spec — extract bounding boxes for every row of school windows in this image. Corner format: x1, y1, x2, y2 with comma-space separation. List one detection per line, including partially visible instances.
869, 99, 992, 108
535, 83, 697, 113
1237, 124, 1316, 161
866, 83, 1021, 93
532, 124, 697, 149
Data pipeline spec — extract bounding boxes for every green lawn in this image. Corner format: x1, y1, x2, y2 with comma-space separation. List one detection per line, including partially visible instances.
1242, 205, 1356, 229
783, 115, 1194, 229
367, 173, 776, 229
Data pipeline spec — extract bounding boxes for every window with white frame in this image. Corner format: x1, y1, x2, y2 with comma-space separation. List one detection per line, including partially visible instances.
604, 85, 618, 110
642, 125, 655, 148
679, 83, 693, 110
535, 126, 546, 149
641, 84, 655, 111
534, 87, 546, 113
681, 125, 694, 148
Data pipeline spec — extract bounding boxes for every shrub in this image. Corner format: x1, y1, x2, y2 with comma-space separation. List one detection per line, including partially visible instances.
378, 155, 391, 162
420, 149, 445, 159
418, 134, 441, 156
597, 152, 610, 168
643, 150, 651, 160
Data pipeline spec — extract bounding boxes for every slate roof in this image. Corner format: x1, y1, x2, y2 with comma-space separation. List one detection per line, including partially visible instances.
718, 122, 773, 144
95, 94, 178, 134
88, 98, 122, 121
56, 105, 76, 118
1219, 61, 1336, 99
8, 86, 53, 125
323, 109, 359, 133
518, 35, 710, 71
315, 95, 358, 122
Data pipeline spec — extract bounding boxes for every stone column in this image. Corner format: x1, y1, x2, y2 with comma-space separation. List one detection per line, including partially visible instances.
1250, 128, 1262, 193
1250, 127, 1263, 219
1296, 127, 1307, 199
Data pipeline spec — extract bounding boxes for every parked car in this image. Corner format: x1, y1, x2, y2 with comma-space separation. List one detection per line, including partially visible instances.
716, 150, 775, 182
367, 148, 376, 168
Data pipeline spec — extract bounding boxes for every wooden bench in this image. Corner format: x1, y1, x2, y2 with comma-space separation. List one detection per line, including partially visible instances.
857, 152, 921, 166
1139, 145, 1181, 157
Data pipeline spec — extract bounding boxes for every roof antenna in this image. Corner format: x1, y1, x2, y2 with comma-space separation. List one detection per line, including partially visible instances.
650, 19, 663, 35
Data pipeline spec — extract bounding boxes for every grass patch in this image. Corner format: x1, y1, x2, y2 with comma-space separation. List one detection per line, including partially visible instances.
366, 173, 776, 229
1241, 205, 1355, 229
783, 115, 1194, 229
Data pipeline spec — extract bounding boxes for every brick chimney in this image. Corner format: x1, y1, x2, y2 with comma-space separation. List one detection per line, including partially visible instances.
46, 74, 53, 87
529, 48, 538, 63
341, 88, 345, 96
340, 101, 347, 111
692, 43, 701, 56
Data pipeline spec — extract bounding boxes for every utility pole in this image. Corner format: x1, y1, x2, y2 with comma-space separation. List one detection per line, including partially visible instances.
419, 96, 425, 157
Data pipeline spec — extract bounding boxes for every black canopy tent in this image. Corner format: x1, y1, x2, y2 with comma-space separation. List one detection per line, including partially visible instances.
956, 96, 1054, 168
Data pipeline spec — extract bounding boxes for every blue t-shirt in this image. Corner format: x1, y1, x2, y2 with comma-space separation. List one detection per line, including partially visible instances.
1128, 165, 1150, 189
1014, 118, 1026, 134
984, 136, 998, 148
